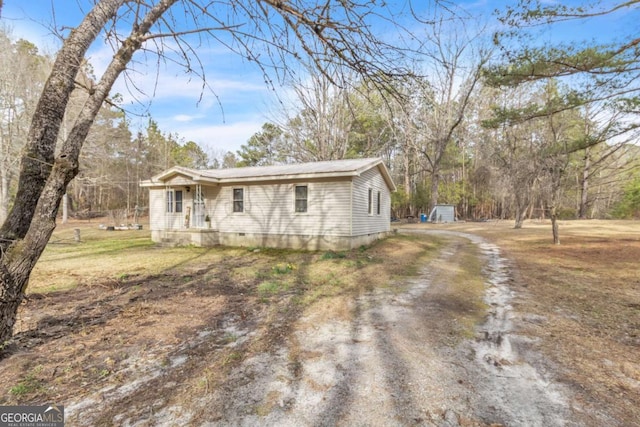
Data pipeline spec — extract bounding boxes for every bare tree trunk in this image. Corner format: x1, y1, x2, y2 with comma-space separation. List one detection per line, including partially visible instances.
513, 190, 529, 229
0, 173, 8, 224
0, 1, 122, 250
527, 202, 535, 220
62, 193, 68, 224
578, 146, 591, 219
550, 204, 560, 245
461, 141, 467, 218
0, 0, 125, 343
514, 205, 529, 229
430, 168, 440, 212
403, 146, 412, 216
0, 0, 176, 344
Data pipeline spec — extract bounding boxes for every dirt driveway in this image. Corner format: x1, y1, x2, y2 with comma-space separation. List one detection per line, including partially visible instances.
82, 230, 572, 425
2, 228, 624, 425
188, 229, 572, 427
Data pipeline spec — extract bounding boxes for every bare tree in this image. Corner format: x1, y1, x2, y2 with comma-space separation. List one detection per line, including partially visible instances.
540, 92, 578, 245
0, 0, 415, 343
278, 70, 355, 162
573, 99, 640, 219
481, 83, 549, 228
382, 78, 425, 216
408, 11, 491, 210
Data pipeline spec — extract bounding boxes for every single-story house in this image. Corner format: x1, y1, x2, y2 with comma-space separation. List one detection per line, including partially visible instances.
140, 158, 396, 250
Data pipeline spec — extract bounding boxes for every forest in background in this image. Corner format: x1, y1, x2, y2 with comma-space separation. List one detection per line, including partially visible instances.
2, 3, 639, 225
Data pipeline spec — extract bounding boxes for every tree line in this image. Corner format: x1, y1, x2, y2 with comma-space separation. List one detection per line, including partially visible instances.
2, 3, 638, 230
1, 29, 209, 222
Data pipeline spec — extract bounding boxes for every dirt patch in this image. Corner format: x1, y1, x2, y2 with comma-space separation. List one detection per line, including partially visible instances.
0, 230, 440, 425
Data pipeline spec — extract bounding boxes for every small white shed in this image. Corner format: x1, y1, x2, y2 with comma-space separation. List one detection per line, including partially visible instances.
428, 204, 456, 223
140, 158, 396, 250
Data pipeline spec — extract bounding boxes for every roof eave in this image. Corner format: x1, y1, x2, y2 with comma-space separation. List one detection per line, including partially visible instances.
140, 166, 220, 187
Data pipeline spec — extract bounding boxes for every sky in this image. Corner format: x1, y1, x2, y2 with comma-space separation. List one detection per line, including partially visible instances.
1, 1, 637, 157
2, 1, 288, 156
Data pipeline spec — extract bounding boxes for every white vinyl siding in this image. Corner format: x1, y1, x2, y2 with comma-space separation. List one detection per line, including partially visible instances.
145, 160, 395, 247
210, 180, 352, 236
351, 167, 391, 236
151, 187, 188, 230
149, 189, 166, 230
165, 176, 193, 186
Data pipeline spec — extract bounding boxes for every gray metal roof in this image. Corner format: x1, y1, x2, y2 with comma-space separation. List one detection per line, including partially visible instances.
141, 158, 395, 191
200, 158, 381, 179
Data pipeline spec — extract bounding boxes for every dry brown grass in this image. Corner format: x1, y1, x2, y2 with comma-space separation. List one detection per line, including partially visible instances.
306, 234, 439, 297
421, 219, 640, 425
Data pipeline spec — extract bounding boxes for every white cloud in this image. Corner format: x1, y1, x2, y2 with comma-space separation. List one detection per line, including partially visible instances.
112, 68, 267, 104
173, 114, 201, 122
169, 119, 266, 154
86, 35, 281, 156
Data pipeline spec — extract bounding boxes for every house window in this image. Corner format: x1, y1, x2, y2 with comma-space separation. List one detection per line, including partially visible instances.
368, 188, 373, 215
377, 191, 381, 215
295, 185, 308, 213
233, 188, 244, 213
166, 190, 183, 213
166, 190, 174, 213
175, 190, 183, 213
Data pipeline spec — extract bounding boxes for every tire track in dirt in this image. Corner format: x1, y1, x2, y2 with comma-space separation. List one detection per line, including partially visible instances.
199, 230, 573, 426
417, 230, 573, 426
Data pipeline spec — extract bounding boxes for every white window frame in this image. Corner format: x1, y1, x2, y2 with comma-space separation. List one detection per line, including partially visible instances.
294, 184, 308, 213
232, 187, 244, 213
368, 188, 373, 215
377, 191, 381, 215
166, 190, 174, 213
166, 189, 183, 213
